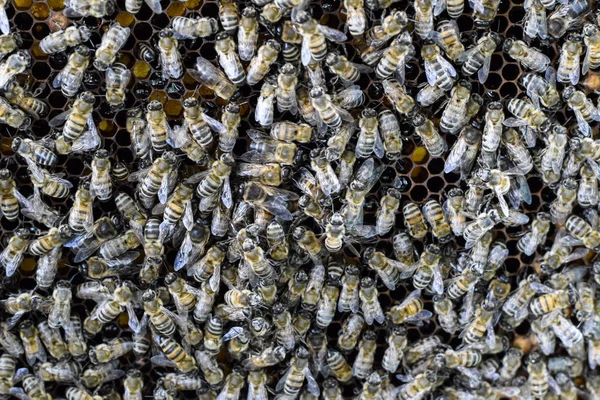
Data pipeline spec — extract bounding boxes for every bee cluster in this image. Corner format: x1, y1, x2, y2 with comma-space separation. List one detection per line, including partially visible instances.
2, 0, 600, 398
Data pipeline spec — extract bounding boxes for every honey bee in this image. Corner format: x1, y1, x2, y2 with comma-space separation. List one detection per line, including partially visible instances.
104, 63, 131, 107
529, 284, 574, 318
579, 164, 599, 207
309, 86, 353, 130
237, 7, 258, 61
562, 214, 600, 251
169, 16, 218, 40
87, 149, 112, 201
563, 86, 600, 136
414, 0, 434, 39
64, 0, 115, 17
246, 40, 280, 86
444, 127, 481, 181
190, 56, 237, 100
11, 374, 52, 400
503, 39, 550, 72
389, 289, 432, 325
526, 351, 550, 398
151, 335, 196, 373
3, 81, 48, 119
52, 45, 91, 97
126, 107, 151, 160
129, 151, 178, 208
94, 23, 130, 71
422, 42, 457, 91
0, 96, 31, 130
19, 321, 47, 366
505, 97, 551, 135
219, 0, 240, 32
327, 52, 367, 84
516, 212, 551, 256
36, 360, 78, 383
583, 23, 600, 75
293, 11, 347, 66
255, 77, 277, 127
374, 189, 401, 236
359, 277, 385, 325
412, 113, 447, 157
0, 169, 27, 222
40, 25, 90, 55
344, 0, 367, 36
0, 33, 22, 59
0, 322, 24, 357
364, 10, 408, 49
0, 51, 29, 90
521, 71, 561, 111
276, 347, 320, 398
275, 64, 299, 115
213, 32, 246, 85
403, 202, 428, 239
28, 225, 71, 256
430, 21, 464, 64
502, 129, 533, 174
0, 229, 29, 277
326, 348, 353, 383
422, 200, 452, 242
557, 34, 583, 85
396, 371, 438, 400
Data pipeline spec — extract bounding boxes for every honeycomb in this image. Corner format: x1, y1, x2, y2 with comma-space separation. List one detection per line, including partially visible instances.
0, 0, 592, 397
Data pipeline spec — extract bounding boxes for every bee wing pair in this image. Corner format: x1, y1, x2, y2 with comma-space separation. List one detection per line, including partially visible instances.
300, 24, 347, 65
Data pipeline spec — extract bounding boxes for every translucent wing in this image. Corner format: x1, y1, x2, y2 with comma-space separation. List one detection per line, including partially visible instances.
145, 0, 163, 13
373, 130, 385, 158
437, 55, 457, 78
399, 289, 422, 308
202, 112, 227, 135
70, 117, 101, 153
456, 46, 479, 65
0, 8, 10, 35
583, 45, 591, 75
503, 117, 528, 127
221, 176, 232, 209
183, 202, 194, 231
444, 136, 467, 174
432, 265, 444, 295
48, 109, 72, 127
434, 0, 446, 16
318, 25, 347, 42
301, 38, 312, 66
570, 63, 580, 85
304, 368, 320, 396
424, 61, 438, 86
574, 109, 591, 136
478, 54, 492, 84
276, 367, 292, 391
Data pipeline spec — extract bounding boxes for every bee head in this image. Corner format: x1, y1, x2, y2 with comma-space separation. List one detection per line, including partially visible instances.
363, 247, 376, 262
147, 100, 163, 111
584, 23, 598, 37
0, 168, 11, 180
562, 85, 576, 101
309, 86, 326, 98
215, 31, 230, 42
361, 108, 377, 118
242, 6, 257, 18
293, 10, 310, 24
489, 32, 502, 46
182, 97, 199, 109
94, 149, 109, 159
266, 39, 281, 51
392, 324, 407, 336
12, 33, 23, 47
159, 29, 174, 38
80, 91, 96, 104
502, 38, 514, 53
225, 103, 240, 114
58, 225, 72, 238
127, 369, 142, 378
425, 371, 437, 383
164, 272, 177, 285
281, 63, 296, 75
325, 52, 340, 66
142, 289, 157, 302
272, 302, 286, 315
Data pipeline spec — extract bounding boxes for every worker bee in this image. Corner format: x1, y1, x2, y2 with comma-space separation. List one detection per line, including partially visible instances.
523, 0, 548, 41
157, 29, 184, 80
169, 16, 218, 40
359, 277, 385, 325
382, 79, 415, 116
151, 335, 196, 373
50, 91, 98, 154
431, 21, 464, 63
29, 225, 72, 256
440, 81, 471, 134
129, 151, 178, 208
501, 129, 533, 174
414, 0, 434, 39
562, 214, 600, 251
444, 126, 481, 181
40, 25, 91, 55
517, 212, 551, 256
422, 42, 457, 91
505, 97, 551, 134
355, 108, 384, 159
503, 39, 550, 72
3, 81, 48, 119
190, 56, 237, 100
0, 96, 30, 130
94, 23, 130, 71
276, 347, 320, 398
344, 0, 367, 36
374, 189, 401, 236
242, 130, 298, 166
181, 98, 225, 150
578, 164, 598, 207
218, 0, 239, 32
442, 188, 467, 236
52, 45, 91, 97
422, 200, 452, 242
412, 113, 447, 157
19, 321, 47, 366
0, 229, 29, 277
557, 34, 583, 85
127, 107, 151, 160
0, 169, 27, 222
364, 10, 408, 49
403, 202, 428, 239
236, 7, 259, 61
214, 32, 246, 85
549, 180, 577, 224
255, 77, 277, 127
526, 350, 550, 398
352, 330, 377, 379
105, 63, 131, 108
458, 32, 500, 83
327, 52, 369, 84
246, 40, 280, 86
563, 86, 600, 136
293, 11, 347, 66
583, 23, 600, 75
389, 289, 432, 325
0, 33, 22, 59
64, 0, 115, 17
396, 371, 438, 400
89, 149, 112, 201
0, 51, 29, 90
